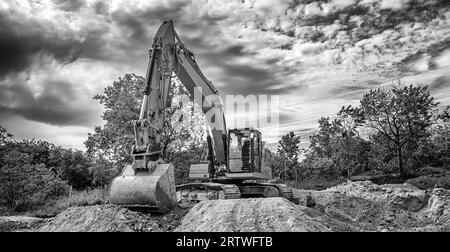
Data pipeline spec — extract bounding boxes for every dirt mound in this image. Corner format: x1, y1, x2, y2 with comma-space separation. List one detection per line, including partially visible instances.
36, 204, 191, 232
175, 197, 329, 232
406, 172, 450, 190
294, 181, 450, 231
8, 181, 448, 232
0, 216, 42, 232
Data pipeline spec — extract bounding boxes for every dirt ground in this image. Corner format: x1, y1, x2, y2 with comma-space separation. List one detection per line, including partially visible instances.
177, 181, 450, 232
293, 181, 450, 232
2, 180, 449, 232
175, 197, 329, 232
0, 216, 43, 232
406, 172, 450, 190
35, 204, 192, 232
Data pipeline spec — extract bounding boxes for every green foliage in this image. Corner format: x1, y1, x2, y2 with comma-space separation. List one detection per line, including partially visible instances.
274, 132, 301, 180
347, 84, 440, 176
301, 157, 336, 179
0, 149, 68, 210
89, 158, 116, 187
0, 126, 113, 213
0, 125, 13, 143
171, 145, 206, 185
306, 114, 370, 178
85, 74, 144, 168
299, 83, 449, 184
309, 117, 343, 158
54, 149, 92, 189
413, 119, 450, 170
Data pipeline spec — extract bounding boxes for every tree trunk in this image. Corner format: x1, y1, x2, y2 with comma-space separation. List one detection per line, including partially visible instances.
397, 146, 405, 178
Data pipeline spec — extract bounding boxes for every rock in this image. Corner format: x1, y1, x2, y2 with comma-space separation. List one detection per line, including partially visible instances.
306, 193, 316, 207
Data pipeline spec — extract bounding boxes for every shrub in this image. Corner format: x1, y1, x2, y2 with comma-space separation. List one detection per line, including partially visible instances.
89, 158, 117, 187
0, 147, 70, 211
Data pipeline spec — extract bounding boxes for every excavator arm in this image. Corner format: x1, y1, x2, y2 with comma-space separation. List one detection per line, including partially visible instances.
134, 20, 227, 166
109, 20, 228, 212
175, 37, 228, 165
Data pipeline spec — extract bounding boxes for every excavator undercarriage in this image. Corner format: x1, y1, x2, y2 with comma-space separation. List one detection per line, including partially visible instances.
176, 182, 293, 201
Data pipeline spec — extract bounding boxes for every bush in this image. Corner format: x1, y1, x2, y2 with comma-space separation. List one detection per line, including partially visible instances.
0, 160, 69, 211
171, 148, 204, 185
303, 157, 337, 179
89, 158, 117, 187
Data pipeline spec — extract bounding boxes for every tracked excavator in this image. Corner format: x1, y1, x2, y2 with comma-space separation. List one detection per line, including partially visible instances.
109, 20, 293, 213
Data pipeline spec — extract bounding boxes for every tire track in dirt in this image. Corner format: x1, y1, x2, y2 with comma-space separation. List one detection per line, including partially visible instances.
252, 199, 263, 232
227, 199, 241, 231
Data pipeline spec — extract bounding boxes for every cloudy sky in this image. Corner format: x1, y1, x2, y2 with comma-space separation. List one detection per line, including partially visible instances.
1, 0, 450, 150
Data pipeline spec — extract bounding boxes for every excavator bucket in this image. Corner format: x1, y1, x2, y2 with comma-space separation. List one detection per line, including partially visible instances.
109, 163, 177, 213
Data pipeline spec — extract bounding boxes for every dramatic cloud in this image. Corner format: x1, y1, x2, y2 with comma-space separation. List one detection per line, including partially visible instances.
0, 0, 449, 149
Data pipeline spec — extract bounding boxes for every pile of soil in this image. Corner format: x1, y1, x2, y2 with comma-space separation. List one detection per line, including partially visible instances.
0, 216, 42, 232
177, 181, 449, 232
406, 172, 450, 190
175, 197, 329, 232
294, 181, 450, 231
3, 181, 448, 232
36, 204, 191, 232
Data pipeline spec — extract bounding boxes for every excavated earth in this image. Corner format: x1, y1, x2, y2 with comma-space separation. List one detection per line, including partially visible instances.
2, 181, 449, 232
176, 181, 450, 232
175, 197, 329, 232
35, 205, 192, 232
293, 181, 450, 232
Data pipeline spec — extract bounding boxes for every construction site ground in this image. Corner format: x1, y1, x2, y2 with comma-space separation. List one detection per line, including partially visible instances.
1, 180, 449, 232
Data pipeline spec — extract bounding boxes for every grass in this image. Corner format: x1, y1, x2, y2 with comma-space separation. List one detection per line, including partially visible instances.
406, 172, 450, 190
25, 187, 109, 218
283, 178, 346, 190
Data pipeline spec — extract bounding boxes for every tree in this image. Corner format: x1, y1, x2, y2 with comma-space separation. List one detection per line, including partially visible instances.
413, 111, 450, 169
0, 125, 13, 144
309, 117, 343, 158
85, 74, 207, 181
85, 74, 144, 168
0, 149, 68, 209
346, 84, 440, 177
306, 114, 369, 179
334, 106, 369, 178
57, 149, 92, 190
275, 132, 301, 180
89, 157, 116, 187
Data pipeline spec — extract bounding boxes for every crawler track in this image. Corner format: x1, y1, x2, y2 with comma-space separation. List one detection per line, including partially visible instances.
176, 182, 294, 202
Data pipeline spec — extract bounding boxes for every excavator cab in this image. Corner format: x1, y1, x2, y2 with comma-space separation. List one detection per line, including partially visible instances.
188, 128, 271, 181
228, 129, 262, 174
